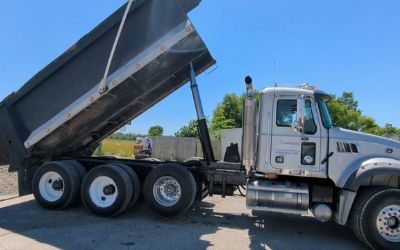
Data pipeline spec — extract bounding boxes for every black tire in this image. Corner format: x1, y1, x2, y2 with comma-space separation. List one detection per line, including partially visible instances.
25, 165, 39, 194
143, 164, 196, 217
81, 164, 133, 216
350, 187, 400, 250
350, 187, 384, 242
64, 160, 87, 205
32, 161, 81, 210
113, 163, 141, 209
65, 160, 87, 182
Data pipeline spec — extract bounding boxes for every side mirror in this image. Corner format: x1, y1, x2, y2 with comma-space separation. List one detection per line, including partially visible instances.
291, 96, 306, 134
291, 114, 302, 132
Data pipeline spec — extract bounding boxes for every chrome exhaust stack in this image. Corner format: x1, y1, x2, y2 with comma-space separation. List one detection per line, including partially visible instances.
242, 76, 256, 170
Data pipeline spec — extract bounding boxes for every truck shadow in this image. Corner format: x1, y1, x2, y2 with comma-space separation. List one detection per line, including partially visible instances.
0, 196, 366, 250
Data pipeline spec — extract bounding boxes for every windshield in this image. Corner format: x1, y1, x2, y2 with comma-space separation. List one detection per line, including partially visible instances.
318, 99, 333, 129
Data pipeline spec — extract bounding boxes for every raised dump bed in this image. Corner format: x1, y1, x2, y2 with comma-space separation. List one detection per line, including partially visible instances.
0, 0, 215, 170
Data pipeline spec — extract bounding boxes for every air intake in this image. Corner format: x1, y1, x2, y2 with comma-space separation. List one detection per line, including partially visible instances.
337, 142, 359, 153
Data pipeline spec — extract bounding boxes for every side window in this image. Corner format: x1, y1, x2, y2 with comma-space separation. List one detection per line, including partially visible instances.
276, 99, 317, 134
304, 100, 317, 134
276, 100, 297, 127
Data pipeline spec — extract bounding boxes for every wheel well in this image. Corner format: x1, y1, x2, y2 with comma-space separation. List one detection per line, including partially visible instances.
354, 174, 400, 220
357, 174, 400, 192
337, 175, 400, 226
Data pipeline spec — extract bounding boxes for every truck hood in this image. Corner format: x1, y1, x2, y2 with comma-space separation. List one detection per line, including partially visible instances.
328, 127, 400, 188
330, 127, 400, 149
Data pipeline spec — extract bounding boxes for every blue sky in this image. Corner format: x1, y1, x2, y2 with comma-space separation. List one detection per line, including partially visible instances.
1, 0, 399, 135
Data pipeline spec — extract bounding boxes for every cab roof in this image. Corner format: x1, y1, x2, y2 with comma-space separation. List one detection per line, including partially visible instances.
261, 85, 330, 98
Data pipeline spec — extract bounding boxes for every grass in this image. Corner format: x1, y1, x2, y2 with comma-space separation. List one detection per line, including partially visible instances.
94, 139, 135, 159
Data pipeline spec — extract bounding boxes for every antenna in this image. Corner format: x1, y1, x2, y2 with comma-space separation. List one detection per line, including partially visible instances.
273, 61, 277, 87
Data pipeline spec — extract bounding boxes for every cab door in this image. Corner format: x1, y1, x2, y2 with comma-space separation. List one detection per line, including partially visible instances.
270, 97, 323, 176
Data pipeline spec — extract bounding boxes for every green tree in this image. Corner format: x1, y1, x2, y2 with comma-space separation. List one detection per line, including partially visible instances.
210, 94, 242, 131
148, 125, 164, 136
327, 92, 400, 136
326, 95, 364, 131
210, 91, 260, 132
175, 120, 199, 137
338, 92, 359, 111
380, 123, 400, 136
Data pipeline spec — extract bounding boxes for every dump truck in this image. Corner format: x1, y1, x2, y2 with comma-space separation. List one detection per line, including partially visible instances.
1, 1, 399, 249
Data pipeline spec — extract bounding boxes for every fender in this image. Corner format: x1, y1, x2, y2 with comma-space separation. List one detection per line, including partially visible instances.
344, 158, 400, 191
335, 158, 400, 225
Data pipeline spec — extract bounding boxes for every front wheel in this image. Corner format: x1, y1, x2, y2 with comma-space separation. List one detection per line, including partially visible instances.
350, 187, 400, 250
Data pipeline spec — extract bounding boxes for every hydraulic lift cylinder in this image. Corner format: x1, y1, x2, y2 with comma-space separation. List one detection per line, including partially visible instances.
189, 63, 215, 161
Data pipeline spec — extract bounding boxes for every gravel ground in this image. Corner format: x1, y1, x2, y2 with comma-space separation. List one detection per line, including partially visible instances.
0, 165, 18, 199
0, 194, 366, 250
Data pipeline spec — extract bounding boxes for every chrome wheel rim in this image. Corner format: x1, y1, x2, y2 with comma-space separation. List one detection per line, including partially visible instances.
89, 176, 118, 208
153, 176, 181, 207
39, 171, 64, 202
376, 205, 400, 242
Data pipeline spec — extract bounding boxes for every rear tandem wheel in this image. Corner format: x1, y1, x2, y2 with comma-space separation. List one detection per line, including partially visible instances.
143, 164, 196, 217
81, 164, 140, 216
32, 161, 82, 209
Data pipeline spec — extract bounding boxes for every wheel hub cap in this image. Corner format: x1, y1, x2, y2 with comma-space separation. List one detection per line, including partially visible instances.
103, 184, 116, 195
89, 176, 118, 208
39, 171, 64, 202
387, 217, 399, 228
376, 205, 400, 242
52, 179, 64, 191
153, 176, 182, 207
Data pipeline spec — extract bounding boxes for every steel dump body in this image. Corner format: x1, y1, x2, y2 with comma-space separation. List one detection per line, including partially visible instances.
0, 0, 215, 169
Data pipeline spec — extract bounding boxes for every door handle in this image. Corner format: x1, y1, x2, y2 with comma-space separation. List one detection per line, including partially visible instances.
321, 152, 334, 165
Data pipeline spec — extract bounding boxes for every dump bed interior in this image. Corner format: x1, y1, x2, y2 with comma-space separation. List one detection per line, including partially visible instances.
0, 0, 215, 165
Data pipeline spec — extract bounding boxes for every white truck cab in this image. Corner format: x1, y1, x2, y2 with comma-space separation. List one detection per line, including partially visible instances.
256, 85, 400, 182
256, 86, 331, 179
243, 82, 400, 249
